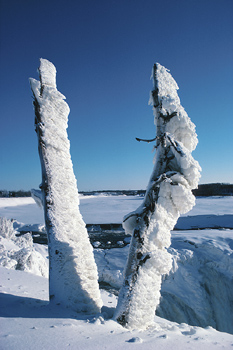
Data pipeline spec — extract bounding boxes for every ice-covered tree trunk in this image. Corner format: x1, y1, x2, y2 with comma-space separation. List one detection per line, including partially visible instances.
29, 59, 102, 313
115, 63, 201, 329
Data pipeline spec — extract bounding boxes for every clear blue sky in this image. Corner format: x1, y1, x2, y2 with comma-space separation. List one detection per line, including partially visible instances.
1, 0, 233, 191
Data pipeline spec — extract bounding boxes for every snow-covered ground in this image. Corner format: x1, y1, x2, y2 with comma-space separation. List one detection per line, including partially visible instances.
0, 195, 233, 349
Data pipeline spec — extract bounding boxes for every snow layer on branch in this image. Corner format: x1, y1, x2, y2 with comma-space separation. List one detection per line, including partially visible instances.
29, 59, 102, 313
168, 138, 201, 190
150, 63, 179, 112
39, 58, 57, 89
149, 63, 198, 152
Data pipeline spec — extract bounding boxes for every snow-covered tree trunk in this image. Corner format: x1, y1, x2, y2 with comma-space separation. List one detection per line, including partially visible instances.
29, 59, 102, 313
115, 63, 201, 329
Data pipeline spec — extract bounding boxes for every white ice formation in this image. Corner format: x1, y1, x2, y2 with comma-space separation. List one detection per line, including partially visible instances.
115, 63, 201, 329
0, 217, 48, 277
29, 59, 102, 313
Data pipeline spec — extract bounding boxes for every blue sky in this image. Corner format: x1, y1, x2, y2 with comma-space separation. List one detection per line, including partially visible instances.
0, 0, 233, 191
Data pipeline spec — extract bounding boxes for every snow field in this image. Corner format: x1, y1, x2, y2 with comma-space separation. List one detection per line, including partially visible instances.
1, 267, 233, 350
1, 196, 233, 334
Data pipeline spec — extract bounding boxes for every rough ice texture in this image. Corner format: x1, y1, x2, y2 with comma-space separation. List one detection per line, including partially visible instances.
39, 58, 57, 89
29, 59, 102, 313
115, 63, 201, 329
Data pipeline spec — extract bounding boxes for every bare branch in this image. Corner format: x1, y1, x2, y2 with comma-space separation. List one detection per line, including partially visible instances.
136, 137, 157, 143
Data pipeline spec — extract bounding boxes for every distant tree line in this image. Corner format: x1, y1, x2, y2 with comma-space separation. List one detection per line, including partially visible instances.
74, 184, 233, 197
0, 190, 31, 198
79, 184, 233, 196
79, 190, 146, 196
0, 184, 232, 198
192, 183, 233, 196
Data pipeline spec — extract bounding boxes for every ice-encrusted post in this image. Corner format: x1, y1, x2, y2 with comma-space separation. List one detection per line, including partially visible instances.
115, 63, 201, 329
29, 59, 102, 313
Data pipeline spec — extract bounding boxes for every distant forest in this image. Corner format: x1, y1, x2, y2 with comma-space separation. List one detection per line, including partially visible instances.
0, 190, 31, 198
0, 183, 233, 198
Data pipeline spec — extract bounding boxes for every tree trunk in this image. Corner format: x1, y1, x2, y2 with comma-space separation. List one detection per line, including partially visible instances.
114, 63, 201, 329
30, 59, 102, 313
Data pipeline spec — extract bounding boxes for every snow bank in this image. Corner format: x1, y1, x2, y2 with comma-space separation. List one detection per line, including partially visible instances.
0, 217, 48, 277
158, 229, 233, 334
95, 228, 233, 334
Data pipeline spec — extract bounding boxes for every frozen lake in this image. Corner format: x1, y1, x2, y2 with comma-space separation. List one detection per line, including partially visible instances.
0, 195, 233, 225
